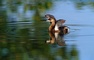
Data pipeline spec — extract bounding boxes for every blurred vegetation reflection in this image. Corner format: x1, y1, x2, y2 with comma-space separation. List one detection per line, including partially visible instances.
1, 0, 94, 60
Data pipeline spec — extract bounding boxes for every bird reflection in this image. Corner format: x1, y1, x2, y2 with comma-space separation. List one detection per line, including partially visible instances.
46, 32, 66, 46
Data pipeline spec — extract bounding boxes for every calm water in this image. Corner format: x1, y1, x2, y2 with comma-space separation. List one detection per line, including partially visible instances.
0, 0, 94, 60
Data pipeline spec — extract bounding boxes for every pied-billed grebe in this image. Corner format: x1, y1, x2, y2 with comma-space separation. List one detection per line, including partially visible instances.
45, 14, 69, 34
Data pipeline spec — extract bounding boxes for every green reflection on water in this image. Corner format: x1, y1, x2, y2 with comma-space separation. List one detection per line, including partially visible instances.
2, 0, 94, 60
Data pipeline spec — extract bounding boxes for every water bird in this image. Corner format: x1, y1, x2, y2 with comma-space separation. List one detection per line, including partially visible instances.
45, 14, 69, 34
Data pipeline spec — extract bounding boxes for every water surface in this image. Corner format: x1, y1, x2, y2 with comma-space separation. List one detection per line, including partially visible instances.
0, 0, 94, 60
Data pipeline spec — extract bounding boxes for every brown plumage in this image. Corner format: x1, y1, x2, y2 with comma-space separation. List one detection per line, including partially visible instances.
45, 14, 69, 34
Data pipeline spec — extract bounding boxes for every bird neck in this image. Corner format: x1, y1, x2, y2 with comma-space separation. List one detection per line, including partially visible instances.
49, 19, 56, 31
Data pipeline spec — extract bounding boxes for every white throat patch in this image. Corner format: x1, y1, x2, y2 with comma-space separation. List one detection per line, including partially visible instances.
54, 24, 59, 30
